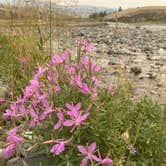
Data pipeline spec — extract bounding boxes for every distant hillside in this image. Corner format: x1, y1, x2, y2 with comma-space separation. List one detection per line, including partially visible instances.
104, 6, 166, 22
0, 5, 77, 20
60, 5, 116, 17
0, 2, 116, 20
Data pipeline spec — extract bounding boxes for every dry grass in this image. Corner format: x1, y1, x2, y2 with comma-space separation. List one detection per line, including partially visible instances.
105, 6, 166, 22
0, 0, 79, 95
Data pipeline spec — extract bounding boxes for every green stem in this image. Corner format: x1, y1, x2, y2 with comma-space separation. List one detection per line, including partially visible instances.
126, 114, 144, 165
49, 0, 52, 56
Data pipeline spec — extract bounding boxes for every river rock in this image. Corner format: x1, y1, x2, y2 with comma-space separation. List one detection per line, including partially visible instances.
60, 22, 166, 105
0, 86, 8, 98
6, 157, 24, 166
130, 66, 142, 75
147, 72, 157, 79
0, 148, 4, 159
158, 48, 166, 56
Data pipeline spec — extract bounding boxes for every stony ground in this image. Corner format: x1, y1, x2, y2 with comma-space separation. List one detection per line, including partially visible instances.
71, 22, 166, 106
0, 22, 166, 106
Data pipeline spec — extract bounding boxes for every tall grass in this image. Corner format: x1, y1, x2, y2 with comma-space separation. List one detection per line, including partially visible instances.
0, 0, 78, 93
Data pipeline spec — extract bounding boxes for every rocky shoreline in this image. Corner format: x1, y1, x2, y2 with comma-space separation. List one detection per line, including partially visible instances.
0, 22, 165, 106
71, 22, 166, 106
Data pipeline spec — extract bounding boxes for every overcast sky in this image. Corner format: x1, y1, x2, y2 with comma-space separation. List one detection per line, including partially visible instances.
0, 0, 166, 9
78, 0, 166, 8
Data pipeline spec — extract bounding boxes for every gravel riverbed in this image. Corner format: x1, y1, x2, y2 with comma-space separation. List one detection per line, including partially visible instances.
70, 22, 166, 106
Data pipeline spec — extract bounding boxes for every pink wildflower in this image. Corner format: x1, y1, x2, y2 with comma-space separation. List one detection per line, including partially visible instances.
29, 107, 40, 127
50, 141, 65, 155
68, 66, 76, 75
81, 56, 89, 68
96, 150, 113, 166
54, 111, 64, 130
109, 83, 115, 96
78, 142, 99, 166
24, 79, 40, 98
92, 76, 100, 87
63, 102, 89, 131
79, 83, 91, 94
101, 156, 113, 166
91, 87, 98, 99
47, 70, 58, 84
45, 137, 72, 155
85, 43, 94, 52
34, 65, 47, 79
61, 50, 71, 60
4, 143, 16, 159
79, 39, 86, 46
96, 151, 113, 166
54, 85, 61, 92
4, 127, 24, 159
33, 93, 49, 108
20, 57, 27, 64
71, 73, 91, 94
90, 62, 101, 72
3, 103, 24, 119
0, 97, 5, 102
7, 128, 23, 144
81, 56, 101, 72
63, 103, 89, 132
40, 107, 54, 121
52, 54, 63, 64
9, 92, 13, 97
40, 94, 49, 108
66, 102, 81, 116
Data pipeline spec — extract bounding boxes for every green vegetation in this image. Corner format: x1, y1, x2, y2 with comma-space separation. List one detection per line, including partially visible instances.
118, 6, 123, 12
0, 33, 166, 165
89, 11, 107, 20
0, 2, 166, 166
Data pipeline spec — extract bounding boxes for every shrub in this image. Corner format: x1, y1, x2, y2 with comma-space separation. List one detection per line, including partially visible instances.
89, 11, 107, 19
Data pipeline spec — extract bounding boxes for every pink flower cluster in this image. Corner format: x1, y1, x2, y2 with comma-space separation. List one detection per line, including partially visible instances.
78, 142, 113, 166
79, 39, 94, 53
4, 127, 24, 159
2, 39, 113, 164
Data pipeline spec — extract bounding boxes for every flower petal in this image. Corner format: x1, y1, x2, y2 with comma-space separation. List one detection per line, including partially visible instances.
88, 142, 96, 153
80, 112, 89, 121
102, 157, 113, 165
8, 127, 18, 135
65, 103, 73, 111
50, 142, 65, 155
91, 154, 101, 162
50, 144, 58, 153
4, 143, 16, 159
82, 156, 89, 166
54, 121, 62, 130
77, 145, 87, 154
63, 120, 75, 126
7, 135, 23, 144
75, 102, 81, 112
57, 112, 64, 120
54, 112, 64, 130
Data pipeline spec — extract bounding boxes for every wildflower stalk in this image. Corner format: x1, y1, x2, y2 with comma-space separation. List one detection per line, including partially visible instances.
49, 0, 52, 56
77, 44, 81, 64
125, 114, 144, 166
